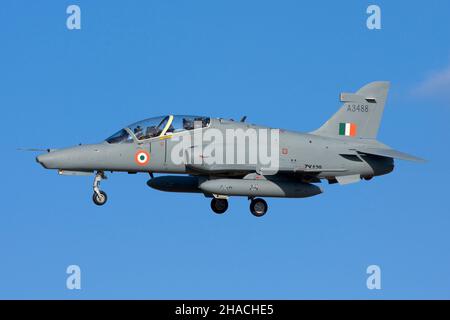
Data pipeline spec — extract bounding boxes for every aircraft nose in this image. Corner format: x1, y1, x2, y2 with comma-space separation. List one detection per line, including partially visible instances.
36, 149, 72, 169
36, 144, 105, 171
36, 152, 56, 169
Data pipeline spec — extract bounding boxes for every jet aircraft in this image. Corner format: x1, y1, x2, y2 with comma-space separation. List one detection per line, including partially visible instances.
36, 82, 424, 217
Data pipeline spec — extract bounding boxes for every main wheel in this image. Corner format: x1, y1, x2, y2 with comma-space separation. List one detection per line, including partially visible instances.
211, 198, 228, 214
250, 198, 268, 217
92, 191, 108, 206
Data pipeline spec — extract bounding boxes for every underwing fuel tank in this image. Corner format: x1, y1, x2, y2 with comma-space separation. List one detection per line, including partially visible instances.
199, 179, 323, 198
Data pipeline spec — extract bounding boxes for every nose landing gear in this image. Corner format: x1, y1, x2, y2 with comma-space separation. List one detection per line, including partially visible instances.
92, 171, 108, 206
93, 190, 108, 206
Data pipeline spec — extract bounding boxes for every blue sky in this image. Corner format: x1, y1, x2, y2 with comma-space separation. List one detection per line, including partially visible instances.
1, 0, 449, 299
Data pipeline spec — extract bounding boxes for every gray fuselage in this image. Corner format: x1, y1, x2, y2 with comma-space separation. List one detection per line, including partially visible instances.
36, 118, 393, 180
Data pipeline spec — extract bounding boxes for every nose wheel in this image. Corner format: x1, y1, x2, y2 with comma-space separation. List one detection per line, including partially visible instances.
92, 172, 108, 206
93, 190, 108, 206
250, 198, 268, 217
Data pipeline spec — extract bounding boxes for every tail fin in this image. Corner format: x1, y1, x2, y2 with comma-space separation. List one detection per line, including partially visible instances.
312, 81, 390, 139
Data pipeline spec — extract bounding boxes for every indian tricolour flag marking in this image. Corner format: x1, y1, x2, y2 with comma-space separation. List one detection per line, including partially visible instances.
339, 123, 357, 137
135, 150, 150, 166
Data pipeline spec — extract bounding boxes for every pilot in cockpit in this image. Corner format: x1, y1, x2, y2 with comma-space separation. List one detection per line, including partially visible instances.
133, 125, 143, 139
183, 118, 194, 130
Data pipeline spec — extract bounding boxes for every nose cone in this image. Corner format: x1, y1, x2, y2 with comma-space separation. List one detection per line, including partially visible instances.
36, 146, 88, 170
36, 153, 48, 168
36, 144, 108, 171
36, 151, 65, 169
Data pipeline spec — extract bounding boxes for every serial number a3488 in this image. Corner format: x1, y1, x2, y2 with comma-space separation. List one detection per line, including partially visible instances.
347, 104, 369, 112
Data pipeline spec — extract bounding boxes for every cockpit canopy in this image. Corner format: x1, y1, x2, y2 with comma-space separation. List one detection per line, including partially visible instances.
106, 115, 210, 144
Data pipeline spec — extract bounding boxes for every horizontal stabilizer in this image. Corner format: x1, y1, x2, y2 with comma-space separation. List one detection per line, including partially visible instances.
355, 147, 426, 163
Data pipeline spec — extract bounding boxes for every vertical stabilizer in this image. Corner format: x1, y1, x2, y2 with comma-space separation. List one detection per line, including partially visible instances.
312, 81, 390, 139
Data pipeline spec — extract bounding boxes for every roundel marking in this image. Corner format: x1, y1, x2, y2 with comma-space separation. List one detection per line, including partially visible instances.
135, 150, 150, 166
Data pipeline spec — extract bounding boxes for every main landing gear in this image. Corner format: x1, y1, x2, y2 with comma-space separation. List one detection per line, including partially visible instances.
211, 198, 228, 214
92, 171, 108, 206
249, 198, 268, 217
210, 197, 269, 217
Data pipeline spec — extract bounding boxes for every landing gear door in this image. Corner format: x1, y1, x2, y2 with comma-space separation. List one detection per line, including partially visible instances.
183, 129, 204, 167
165, 131, 190, 171
150, 139, 166, 171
